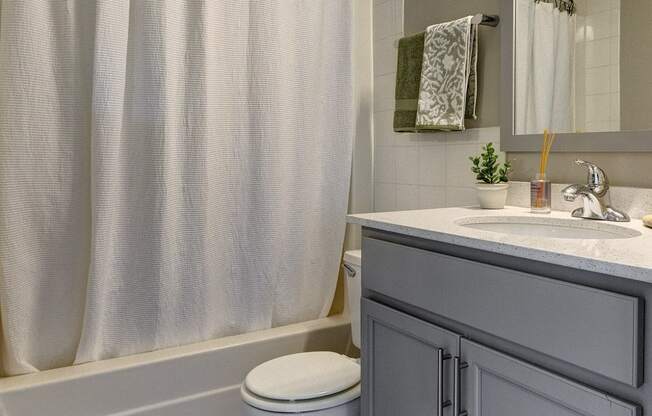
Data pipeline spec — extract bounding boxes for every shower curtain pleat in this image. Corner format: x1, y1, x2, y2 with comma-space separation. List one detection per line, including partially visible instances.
0, 0, 353, 375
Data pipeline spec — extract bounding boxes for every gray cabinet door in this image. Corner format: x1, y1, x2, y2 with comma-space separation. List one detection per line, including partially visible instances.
362, 299, 460, 416
459, 339, 641, 416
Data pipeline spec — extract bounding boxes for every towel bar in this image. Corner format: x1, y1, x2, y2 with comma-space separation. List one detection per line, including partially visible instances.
393, 14, 499, 48
472, 14, 500, 27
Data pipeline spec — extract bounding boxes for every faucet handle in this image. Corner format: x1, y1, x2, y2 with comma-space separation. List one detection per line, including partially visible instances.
575, 160, 609, 193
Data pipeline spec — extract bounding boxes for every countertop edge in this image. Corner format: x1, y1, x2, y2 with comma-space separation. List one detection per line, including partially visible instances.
346, 214, 652, 284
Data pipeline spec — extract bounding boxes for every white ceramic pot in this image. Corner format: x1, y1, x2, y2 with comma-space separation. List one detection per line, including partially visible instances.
476, 183, 509, 209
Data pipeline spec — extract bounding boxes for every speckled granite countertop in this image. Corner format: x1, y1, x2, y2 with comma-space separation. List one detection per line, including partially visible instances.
347, 206, 652, 283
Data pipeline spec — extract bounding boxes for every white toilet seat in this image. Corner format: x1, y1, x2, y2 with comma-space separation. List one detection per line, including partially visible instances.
241, 381, 360, 413
241, 351, 361, 413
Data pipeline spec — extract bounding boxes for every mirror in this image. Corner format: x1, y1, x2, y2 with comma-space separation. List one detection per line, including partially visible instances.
514, 0, 652, 135
402, 0, 652, 151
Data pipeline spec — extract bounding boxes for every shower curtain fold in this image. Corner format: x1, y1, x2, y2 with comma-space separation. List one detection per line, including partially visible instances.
0, 0, 353, 375
514, 0, 575, 135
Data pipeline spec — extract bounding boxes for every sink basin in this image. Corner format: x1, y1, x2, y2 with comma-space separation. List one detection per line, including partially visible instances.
456, 216, 641, 240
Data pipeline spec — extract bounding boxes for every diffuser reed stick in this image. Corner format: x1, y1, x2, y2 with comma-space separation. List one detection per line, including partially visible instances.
531, 130, 555, 213
538, 129, 556, 177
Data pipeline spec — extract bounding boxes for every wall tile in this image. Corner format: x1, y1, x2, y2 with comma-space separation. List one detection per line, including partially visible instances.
585, 66, 610, 95
374, 146, 396, 183
395, 146, 419, 184
585, 11, 611, 41
418, 186, 446, 209
609, 38, 619, 74
417, 145, 446, 186
610, 93, 620, 122
575, 16, 586, 42
585, 120, 611, 132
610, 9, 619, 37
609, 120, 620, 131
373, 0, 403, 41
445, 143, 485, 188
373, 73, 396, 112
446, 127, 499, 145
374, 183, 396, 211
585, 38, 610, 68
585, 93, 610, 123
373, 35, 399, 76
445, 187, 478, 207
416, 132, 449, 146
374, 111, 398, 146
576, 1, 620, 132
610, 65, 619, 93
396, 184, 420, 210
587, 0, 610, 15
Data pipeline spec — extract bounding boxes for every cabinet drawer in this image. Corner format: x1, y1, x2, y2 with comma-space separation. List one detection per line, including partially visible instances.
362, 237, 644, 387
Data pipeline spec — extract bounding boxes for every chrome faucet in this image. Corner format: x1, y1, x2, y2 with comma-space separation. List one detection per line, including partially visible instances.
561, 160, 629, 222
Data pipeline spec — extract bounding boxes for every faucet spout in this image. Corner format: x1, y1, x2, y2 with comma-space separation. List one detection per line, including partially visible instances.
561, 184, 587, 202
561, 161, 629, 222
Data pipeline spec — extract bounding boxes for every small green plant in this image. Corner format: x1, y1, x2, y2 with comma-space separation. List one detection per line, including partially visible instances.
469, 143, 512, 184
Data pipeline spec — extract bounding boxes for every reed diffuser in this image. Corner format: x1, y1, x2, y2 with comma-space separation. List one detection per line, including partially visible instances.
531, 129, 555, 213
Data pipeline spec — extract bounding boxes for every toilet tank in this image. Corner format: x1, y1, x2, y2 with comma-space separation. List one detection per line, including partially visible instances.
343, 250, 362, 348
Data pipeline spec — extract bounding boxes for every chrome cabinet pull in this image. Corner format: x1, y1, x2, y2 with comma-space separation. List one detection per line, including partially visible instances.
437, 348, 452, 416
453, 357, 469, 416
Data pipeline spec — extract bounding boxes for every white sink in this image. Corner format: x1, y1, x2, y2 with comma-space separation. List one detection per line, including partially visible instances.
456, 216, 641, 240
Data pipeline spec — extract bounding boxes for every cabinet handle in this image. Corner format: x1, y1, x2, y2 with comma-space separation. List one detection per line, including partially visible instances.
453, 357, 469, 416
437, 348, 452, 416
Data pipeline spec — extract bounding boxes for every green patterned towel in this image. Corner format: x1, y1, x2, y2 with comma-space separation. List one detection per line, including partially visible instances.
416, 16, 478, 131
393, 32, 425, 132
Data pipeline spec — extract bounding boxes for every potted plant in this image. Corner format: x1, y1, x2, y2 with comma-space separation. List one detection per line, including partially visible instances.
469, 143, 512, 209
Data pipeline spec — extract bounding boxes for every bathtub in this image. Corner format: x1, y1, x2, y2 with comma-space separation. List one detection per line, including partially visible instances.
0, 315, 352, 416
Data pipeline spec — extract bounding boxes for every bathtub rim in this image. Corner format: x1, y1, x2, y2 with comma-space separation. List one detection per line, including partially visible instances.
0, 314, 351, 394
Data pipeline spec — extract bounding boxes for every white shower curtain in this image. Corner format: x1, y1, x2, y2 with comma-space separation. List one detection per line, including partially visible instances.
0, 0, 353, 376
515, 0, 575, 135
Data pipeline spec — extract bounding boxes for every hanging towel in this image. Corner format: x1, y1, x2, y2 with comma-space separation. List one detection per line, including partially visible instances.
393, 32, 425, 132
416, 16, 479, 131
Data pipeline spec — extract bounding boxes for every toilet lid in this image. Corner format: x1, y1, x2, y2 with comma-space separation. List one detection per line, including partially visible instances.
244, 351, 360, 401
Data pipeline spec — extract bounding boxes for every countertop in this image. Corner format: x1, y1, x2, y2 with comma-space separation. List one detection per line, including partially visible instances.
347, 206, 652, 283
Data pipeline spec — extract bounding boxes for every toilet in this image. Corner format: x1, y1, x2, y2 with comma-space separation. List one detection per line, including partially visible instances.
241, 250, 362, 415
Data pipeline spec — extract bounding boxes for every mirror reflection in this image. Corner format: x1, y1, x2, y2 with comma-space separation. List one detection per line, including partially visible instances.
514, 0, 651, 135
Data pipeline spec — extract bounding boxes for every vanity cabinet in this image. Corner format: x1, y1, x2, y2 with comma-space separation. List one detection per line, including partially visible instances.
360, 232, 646, 416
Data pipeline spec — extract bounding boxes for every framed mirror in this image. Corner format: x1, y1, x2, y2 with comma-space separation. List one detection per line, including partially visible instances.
501, 0, 652, 152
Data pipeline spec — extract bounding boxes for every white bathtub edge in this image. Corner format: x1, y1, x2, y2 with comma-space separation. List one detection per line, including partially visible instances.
0, 315, 351, 416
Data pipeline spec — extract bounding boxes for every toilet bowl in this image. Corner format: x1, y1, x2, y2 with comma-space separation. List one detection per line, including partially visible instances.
241, 250, 362, 415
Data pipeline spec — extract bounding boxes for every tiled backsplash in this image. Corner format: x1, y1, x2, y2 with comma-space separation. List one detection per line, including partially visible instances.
372, 0, 504, 212
373, 126, 503, 211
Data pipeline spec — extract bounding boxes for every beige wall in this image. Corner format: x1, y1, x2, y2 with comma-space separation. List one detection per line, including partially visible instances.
621, 0, 652, 131
403, 0, 652, 188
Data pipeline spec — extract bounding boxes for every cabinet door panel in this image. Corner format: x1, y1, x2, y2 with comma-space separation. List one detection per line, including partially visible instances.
460, 339, 641, 416
362, 299, 460, 416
